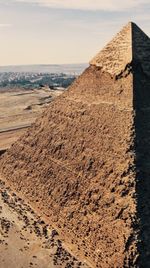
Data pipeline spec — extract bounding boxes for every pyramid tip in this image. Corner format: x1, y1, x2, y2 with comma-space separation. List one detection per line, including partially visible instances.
128, 21, 137, 26
128, 21, 135, 25
125, 21, 137, 28
90, 21, 150, 77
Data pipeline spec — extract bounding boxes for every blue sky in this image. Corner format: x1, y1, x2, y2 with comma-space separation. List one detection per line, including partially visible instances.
0, 0, 150, 65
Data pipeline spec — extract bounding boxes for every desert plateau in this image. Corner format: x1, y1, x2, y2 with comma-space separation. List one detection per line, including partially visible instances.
0, 88, 63, 153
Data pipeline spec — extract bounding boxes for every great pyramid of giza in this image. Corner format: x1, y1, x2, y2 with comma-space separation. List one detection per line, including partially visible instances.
1, 22, 150, 267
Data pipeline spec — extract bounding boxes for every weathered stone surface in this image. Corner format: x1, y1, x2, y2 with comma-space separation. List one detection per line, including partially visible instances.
0, 69, 137, 268
90, 22, 132, 76
90, 22, 150, 77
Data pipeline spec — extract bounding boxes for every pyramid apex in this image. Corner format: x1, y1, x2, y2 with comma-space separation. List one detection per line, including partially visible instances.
128, 21, 135, 25
90, 22, 150, 77
123, 21, 138, 28
90, 23, 132, 76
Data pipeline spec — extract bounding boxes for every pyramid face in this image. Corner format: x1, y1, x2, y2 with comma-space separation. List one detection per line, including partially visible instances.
90, 22, 132, 76
90, 22, 150, 77
1, 22, 150, 267
132, 23, 150, 76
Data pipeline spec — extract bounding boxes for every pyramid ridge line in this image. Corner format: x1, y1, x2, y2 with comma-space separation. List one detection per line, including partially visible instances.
90, 22, 150, 77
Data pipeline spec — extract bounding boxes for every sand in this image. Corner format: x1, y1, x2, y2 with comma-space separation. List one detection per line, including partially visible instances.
0, 88, 63, 151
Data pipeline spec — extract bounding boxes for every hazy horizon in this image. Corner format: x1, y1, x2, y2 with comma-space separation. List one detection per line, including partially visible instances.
0, 1, 150, 66
0, 63, 87, 67
0, 63, 88, 75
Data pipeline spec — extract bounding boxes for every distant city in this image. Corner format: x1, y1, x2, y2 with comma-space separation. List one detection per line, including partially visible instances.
0, 64, 88, 90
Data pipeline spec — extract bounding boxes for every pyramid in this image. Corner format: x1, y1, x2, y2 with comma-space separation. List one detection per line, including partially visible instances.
1, 22, 150, 267
90, 22, 150, 77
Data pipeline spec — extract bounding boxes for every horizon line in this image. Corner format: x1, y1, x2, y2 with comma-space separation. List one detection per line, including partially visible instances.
0, 62, 88, 68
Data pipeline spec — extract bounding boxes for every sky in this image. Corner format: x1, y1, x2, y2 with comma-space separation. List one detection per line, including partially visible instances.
0, 0, 150, 65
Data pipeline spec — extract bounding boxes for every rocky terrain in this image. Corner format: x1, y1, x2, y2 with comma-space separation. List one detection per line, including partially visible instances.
0, 177, 89, 268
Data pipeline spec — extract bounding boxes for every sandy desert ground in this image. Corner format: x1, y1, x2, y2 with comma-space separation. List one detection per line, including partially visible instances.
0, 88, 63, 152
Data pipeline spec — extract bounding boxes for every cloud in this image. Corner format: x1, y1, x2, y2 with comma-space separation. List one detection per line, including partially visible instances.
16, 0, 149, 11
0, 23, 12, 27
